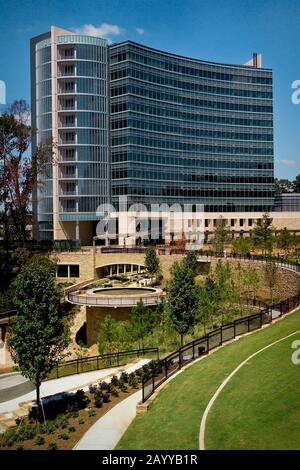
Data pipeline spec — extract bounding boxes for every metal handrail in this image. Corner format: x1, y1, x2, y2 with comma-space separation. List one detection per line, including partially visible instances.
142, 291, 300, 402
68, 291, 162, 306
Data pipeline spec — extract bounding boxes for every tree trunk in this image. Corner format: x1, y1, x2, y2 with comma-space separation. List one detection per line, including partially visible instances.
36, 381, 41, 419
180, 333, 184, 347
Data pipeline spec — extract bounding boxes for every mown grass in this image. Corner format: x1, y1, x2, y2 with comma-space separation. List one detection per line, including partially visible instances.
116, 308, 300, 450
206, 333, 300, 449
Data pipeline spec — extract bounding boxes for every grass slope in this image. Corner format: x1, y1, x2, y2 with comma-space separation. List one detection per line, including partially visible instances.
116, 309, 300, 450
206, 333, 300, 449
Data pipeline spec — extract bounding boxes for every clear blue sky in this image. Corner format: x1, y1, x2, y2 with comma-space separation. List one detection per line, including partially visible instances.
0, 0, 299, 179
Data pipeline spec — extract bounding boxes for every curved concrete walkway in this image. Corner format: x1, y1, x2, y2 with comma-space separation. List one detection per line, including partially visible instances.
74, 390, 142, 450
199, 329, 300, 450
73, 360, 150, 450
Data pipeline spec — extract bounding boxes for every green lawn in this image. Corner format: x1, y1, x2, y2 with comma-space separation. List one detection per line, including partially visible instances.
116, 309, 300, 450
206, 333, 300, 449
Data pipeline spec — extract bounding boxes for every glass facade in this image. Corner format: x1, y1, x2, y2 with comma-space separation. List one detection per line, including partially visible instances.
56, 37, 110, 223
109, 42, 274, 212
33, 32, 110, 240
32, 30, 275, 242
35, 40, 53, 240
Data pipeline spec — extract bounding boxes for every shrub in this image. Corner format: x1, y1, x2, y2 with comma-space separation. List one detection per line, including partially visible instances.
35, 435, 45, 446
128, 373, 139, 389
135, 368, 143, 381
17, 423, 39, 441
0, 428, 18, 448
58, 433, 69, 440
89, 384, 97, 394
119, 382, 128, 393
78, 419, 85, 425
29, 389, 90, 421
110, 387, 119, 397
41, 421, 56, 435
68, 426, 76, 433
59, 416, 69, 429
99, 381, 109, 391
110, 375, 119, 387
88, 409, 96, 417
16, 444, 24, 451
120, 371, 129, 383
48, 442, 58, 450
141, 365, 151, 381
102, 392, 110, 403
94, 394, 103, 408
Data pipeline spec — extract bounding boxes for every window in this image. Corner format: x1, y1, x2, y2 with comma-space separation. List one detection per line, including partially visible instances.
57, 265, 68, 277
69, 265, 80, 277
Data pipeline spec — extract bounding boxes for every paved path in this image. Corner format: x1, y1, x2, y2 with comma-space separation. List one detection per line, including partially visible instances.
198, 329, 300, 450
0, 359, 149, 414
74, 361, 149, 450
0, 372, 35, 403
74, 390, 142, 450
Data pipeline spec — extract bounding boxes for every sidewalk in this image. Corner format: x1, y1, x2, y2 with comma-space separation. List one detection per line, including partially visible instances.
74, 389, 142, 450
0, 359, 149, 430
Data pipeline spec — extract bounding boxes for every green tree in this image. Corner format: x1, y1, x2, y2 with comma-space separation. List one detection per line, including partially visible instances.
232, 236, 251, 256
211, 216, 230, 254
131, 300, 154, 349
0, 100, 51, 249
252, 213, 274, 255
144, 246, 161, 281
293, 174, 300, 193
276, 227, 294, 255
153, 298, 169, 334
97, 315, 121, 355
167, 259, 199, 346
183, 250, 198, 277
214, 260, 236, 323
264, 259, 278, 304
198, 275, 223, 333
243, 266, 261, 302
8, 256, 70, 415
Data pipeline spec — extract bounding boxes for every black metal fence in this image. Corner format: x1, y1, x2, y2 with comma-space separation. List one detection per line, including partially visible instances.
142, 292, 300, 402
100, 246, 147, 254
47, 347, 159, 381
196, 251, 300, 273
0, 309, 17, 321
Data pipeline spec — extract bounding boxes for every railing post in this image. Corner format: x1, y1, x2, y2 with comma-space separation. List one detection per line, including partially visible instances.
260, 310, 263, 327
233, 320, 236, 338
179, 347, 182, 369
152, 365, 155, 392
206, 336, 209, 353
192, 342, 195, 359
220, 327, 223, 345
165, 358, 168, 378
77, 358, 79, 374
142, 378, 145, 403
248, 317, 250, 332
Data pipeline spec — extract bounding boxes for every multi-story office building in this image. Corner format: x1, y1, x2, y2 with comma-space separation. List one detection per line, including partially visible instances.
31, 26, 274, 245
31, 26, 110, 243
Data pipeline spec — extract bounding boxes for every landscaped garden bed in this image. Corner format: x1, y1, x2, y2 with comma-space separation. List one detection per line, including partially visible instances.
0, 368, 150, 451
